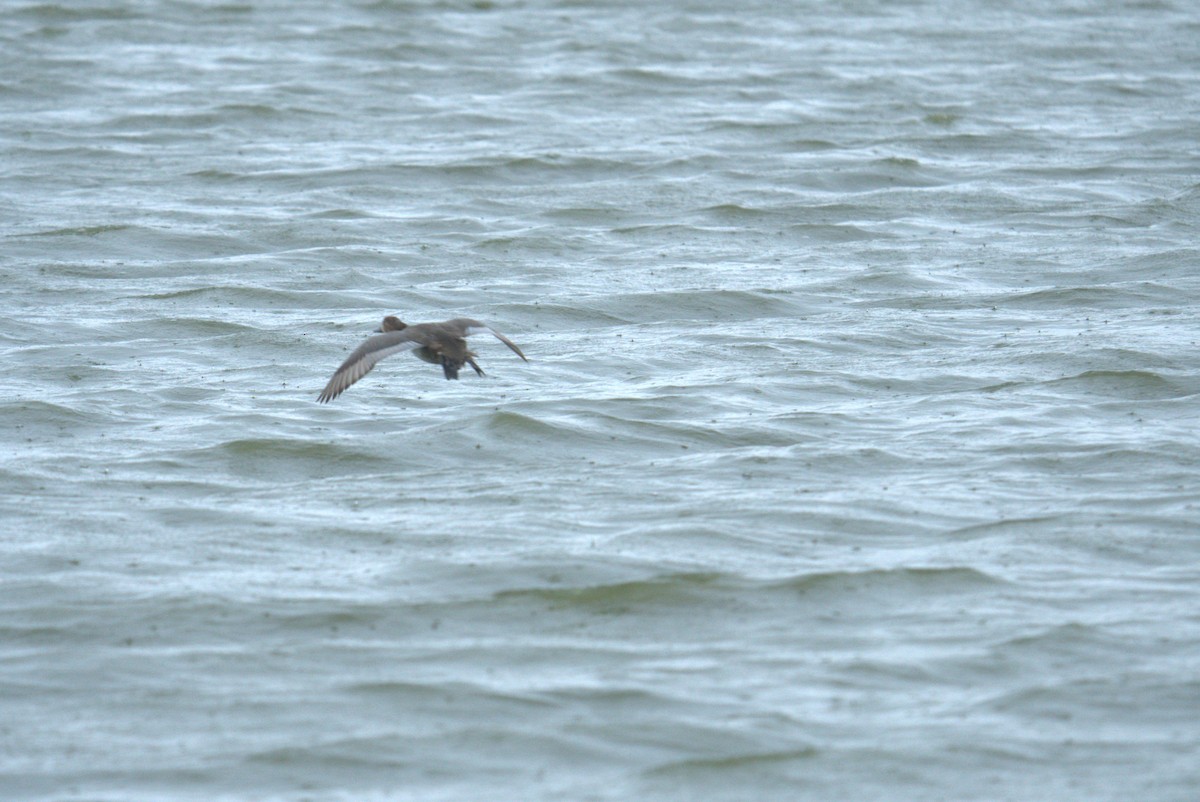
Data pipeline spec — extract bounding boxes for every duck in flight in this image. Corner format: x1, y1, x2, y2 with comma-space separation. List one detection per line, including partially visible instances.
317, 316, 528, 403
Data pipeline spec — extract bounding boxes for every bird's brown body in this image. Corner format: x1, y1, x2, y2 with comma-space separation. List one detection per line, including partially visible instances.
379, 316, 483, 380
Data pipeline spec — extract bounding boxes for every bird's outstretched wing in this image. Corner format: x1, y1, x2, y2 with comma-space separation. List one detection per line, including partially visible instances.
317, 330, 420, 403
452, 318, 529, 362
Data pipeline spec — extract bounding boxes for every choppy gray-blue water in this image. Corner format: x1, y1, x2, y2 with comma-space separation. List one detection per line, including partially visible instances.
3, 1, 1199, 799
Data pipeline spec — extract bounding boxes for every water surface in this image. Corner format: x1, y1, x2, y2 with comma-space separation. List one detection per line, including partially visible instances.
2, 1, 1199, 800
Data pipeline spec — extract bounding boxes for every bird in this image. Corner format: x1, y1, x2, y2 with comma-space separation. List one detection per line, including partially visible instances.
317, 316, 528, 403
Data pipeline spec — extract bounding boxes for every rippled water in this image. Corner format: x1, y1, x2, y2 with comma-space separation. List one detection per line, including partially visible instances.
3, 1, 1199, 799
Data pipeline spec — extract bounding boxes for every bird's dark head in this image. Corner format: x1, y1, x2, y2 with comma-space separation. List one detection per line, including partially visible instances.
378, 316, 407, 333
